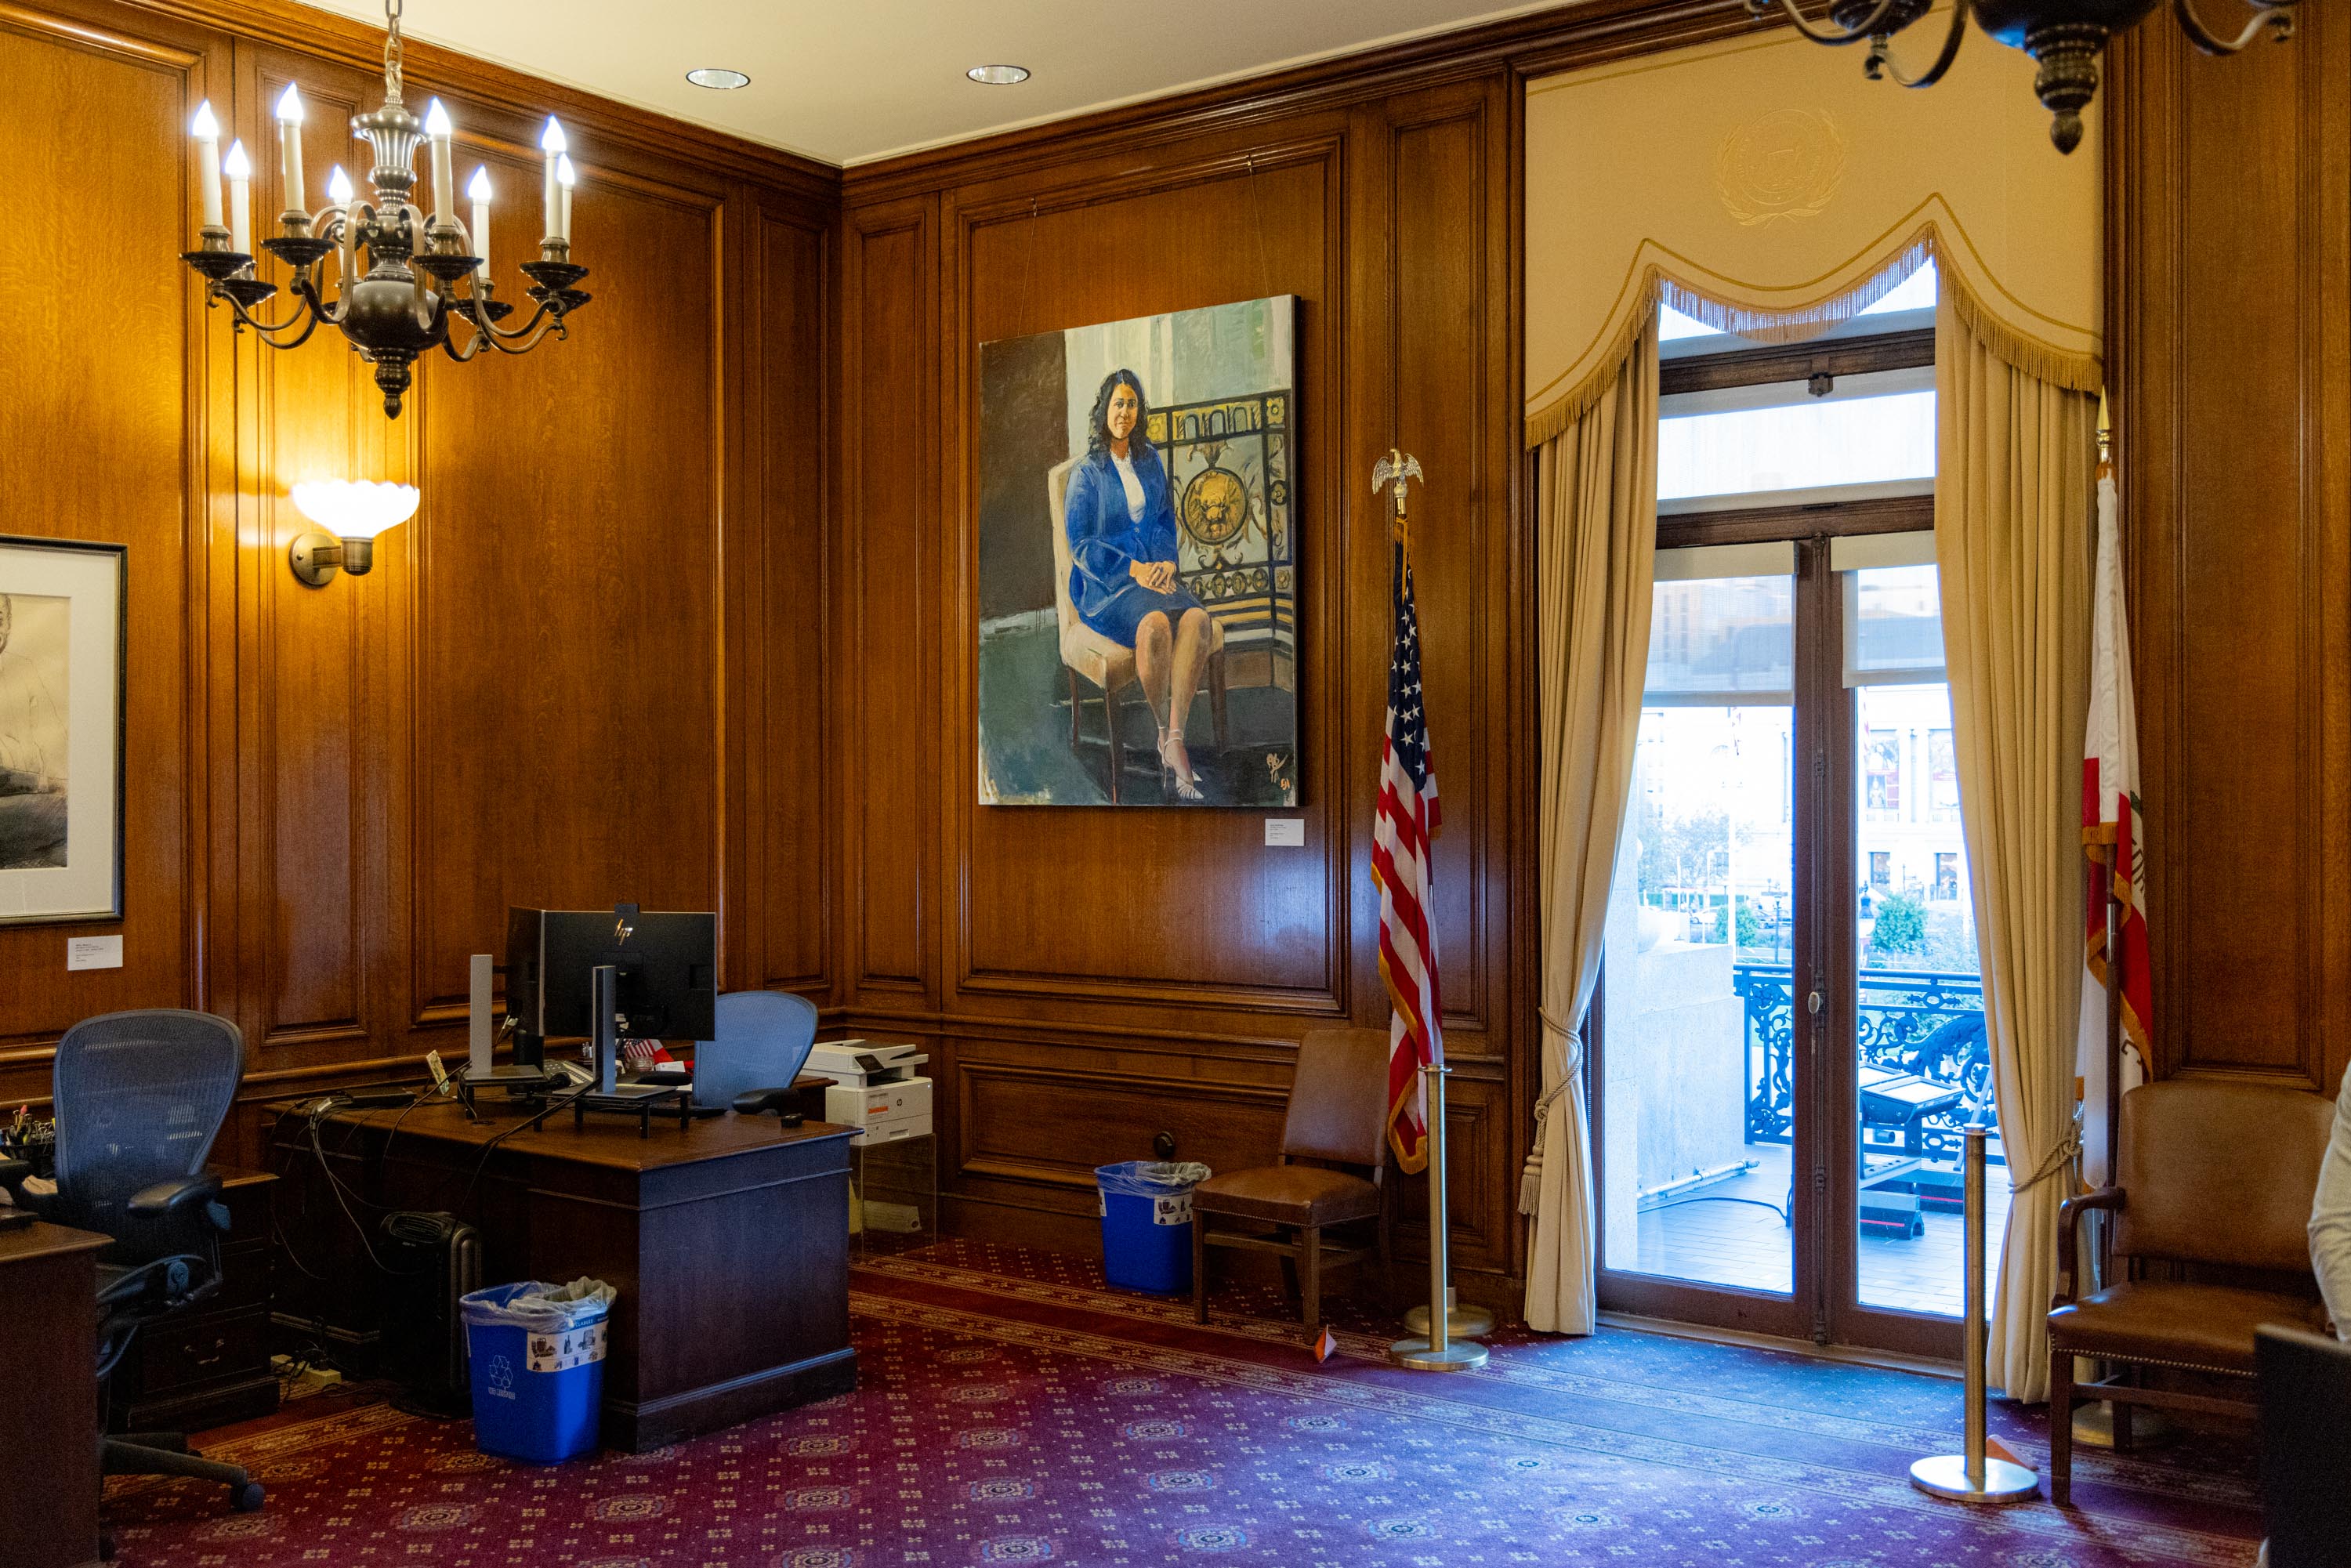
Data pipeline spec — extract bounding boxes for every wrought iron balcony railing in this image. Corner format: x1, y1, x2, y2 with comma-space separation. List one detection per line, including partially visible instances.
1735, 962, 1992, 1161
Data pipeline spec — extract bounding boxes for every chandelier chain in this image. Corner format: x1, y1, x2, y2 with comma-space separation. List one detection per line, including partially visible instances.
382, 0, 404, 103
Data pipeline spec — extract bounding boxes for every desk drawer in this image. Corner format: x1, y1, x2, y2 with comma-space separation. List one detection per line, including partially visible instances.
129, 1307, 270, 1397
201, 1244, 270, 1316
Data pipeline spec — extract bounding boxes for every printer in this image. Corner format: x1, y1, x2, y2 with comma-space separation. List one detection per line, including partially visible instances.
806, 1040, 931, 1146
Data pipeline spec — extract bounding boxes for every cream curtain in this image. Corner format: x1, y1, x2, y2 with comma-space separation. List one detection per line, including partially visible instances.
1523, 322, 1660, 1335
1933, 291, 2097, 1403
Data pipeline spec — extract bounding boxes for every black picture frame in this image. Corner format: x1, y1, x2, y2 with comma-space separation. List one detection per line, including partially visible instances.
0, 534, 127, 925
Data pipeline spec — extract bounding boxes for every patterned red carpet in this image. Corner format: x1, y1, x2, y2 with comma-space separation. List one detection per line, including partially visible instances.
103, 1240, 2263, 1566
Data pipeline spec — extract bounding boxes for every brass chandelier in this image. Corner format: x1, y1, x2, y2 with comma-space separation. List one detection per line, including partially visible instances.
1748, 0, 2301, 152
178, 0, 590, 417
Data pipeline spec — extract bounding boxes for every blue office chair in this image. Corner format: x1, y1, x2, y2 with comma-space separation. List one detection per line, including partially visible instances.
692, 989, 819, 1117
0, 1009, 264, 1515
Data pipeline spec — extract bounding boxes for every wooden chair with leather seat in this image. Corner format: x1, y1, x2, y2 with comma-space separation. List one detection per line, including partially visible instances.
1191, 1027, 1393, 1335
2048, 1079, 2336, 1507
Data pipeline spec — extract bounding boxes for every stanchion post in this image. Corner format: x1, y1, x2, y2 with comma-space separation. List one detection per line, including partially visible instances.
1909, 1125, 2038, 1502
1389, 1063, 1487, 1372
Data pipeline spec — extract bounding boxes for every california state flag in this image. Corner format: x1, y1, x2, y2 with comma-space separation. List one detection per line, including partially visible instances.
2079, 469, 2150, 1184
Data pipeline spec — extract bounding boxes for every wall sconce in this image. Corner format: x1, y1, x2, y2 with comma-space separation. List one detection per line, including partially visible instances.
288, 480, 418, 586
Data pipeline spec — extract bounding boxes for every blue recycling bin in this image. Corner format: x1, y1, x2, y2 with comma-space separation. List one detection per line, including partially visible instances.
1096, 1161, 1211, 1295
461, 1280, 614, 1463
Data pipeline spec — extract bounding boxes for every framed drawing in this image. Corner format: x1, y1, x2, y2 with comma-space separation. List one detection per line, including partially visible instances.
0, 536, 125, 924
976, 294, 1299, 807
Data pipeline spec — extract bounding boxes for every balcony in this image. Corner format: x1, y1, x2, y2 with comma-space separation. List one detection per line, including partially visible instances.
1626, 963, 2003, 1317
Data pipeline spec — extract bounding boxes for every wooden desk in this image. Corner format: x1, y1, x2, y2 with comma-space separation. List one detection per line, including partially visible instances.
272, 1095, 855, 1450
2, 1219, 109, 1568
107, 1167, 277, 1435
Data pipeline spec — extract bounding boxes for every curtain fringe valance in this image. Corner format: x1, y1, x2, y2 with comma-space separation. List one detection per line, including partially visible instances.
1525, 224, 2102, 451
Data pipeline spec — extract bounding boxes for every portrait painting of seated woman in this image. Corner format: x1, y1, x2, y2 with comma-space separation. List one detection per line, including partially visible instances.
974, 295, 1299, 809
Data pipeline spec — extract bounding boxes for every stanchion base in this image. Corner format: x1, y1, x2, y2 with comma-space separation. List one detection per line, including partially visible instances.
1402, 1303, 1496, 1340
2070, 1400, 2173, 1450
1388, 1337, 1489, 1372
1907, 1454, 2039, 1504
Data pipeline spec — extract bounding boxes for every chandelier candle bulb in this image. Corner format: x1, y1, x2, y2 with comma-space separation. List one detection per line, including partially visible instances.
467, 165, 491, 279
538, 117, 567, 243
423, 99, 454, 225
275, 85, 306, 216
190, 100, 222, 230
556, 154, 575, 244
222, 138, 252, 255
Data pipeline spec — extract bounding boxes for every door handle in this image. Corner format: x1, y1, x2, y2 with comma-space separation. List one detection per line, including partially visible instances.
1806, 990, 1824, 1016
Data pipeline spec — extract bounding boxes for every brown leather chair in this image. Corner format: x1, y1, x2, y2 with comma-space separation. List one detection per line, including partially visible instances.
1191, 1027, 1393, 1334
2048, 1079, 2335, 1506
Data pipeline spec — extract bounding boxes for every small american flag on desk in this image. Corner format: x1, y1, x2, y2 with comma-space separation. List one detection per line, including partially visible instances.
1371, 450, 1440, 1175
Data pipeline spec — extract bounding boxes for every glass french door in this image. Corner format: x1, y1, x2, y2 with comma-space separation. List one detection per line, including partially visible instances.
1592, 527, 1998, 1359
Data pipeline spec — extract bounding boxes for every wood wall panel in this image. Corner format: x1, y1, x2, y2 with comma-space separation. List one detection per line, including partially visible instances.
752, 210, 834, 991
2109, 6, 2351, 1095
0, 0, 839, 1132
954, 147, 1346, 1008
415, 172, 722, 1018
0, 2, 218, 1062
958, 1060, 1289, 1192
840, 70, 1531, 1292
842, 200, 937, 996
243, 45, 382, 1052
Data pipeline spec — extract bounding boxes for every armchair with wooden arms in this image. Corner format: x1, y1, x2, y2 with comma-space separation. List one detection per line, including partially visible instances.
2046, 1079, 2335, 1507
1190, 1027, 1394, 1336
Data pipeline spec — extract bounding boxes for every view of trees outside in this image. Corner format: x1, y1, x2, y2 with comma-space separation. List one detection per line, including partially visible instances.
1631, 565, 1976, 979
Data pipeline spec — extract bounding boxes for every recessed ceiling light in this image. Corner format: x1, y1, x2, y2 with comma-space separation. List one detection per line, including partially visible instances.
686, 67, 751, 90
967, 63, 1031, 85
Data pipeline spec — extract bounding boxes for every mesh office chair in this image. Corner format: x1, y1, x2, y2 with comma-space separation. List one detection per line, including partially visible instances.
0, 1010, 265, 1514
692, 990, 820, 1117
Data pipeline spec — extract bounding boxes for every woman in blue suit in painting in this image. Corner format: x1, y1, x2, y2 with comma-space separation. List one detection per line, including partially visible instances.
1064, 368, 1215, 802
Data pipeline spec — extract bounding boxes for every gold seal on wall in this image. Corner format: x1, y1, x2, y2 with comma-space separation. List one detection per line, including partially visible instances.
1715, 108, 1846, 226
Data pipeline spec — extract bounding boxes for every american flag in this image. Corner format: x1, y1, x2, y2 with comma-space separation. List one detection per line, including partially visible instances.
1374, 533, 1442, 1174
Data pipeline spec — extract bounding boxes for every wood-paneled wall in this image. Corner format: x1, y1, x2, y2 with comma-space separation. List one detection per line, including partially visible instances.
835, 74, 1530, 1294
2107, 6, 2350, 1096
830, 0, 1762, 1302
0, 0, 839, 1153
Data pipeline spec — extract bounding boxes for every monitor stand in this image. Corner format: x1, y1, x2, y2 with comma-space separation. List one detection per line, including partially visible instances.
573, 961, 687, 1132
460, 950, 552, 1092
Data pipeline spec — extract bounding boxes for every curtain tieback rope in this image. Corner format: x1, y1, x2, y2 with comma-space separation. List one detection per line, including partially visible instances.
1522, 1009, 1583, 1216
2007, 1132, 2081, 1197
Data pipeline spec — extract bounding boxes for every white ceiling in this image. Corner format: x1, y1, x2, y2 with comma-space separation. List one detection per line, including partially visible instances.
293, 0, 1563, 167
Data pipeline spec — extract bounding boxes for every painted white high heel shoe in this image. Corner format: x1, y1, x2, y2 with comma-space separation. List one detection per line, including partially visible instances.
1158, 727, 1204, 802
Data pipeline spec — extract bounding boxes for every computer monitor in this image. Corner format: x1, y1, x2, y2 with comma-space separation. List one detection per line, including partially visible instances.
2257, 1324, 2351, 1567
505, 906, 718, 1082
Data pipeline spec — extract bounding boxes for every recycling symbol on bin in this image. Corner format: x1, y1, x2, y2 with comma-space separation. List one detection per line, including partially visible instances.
487, 1353, 514, 1395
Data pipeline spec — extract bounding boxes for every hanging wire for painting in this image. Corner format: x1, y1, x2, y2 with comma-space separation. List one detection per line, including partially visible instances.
1244, 154, 1275, 301
1018, 196, 1038, 332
